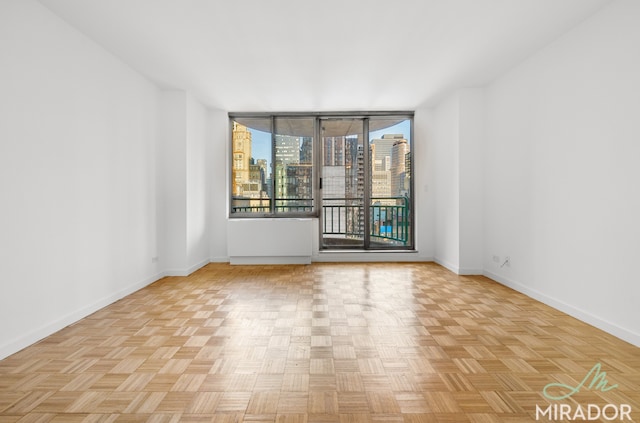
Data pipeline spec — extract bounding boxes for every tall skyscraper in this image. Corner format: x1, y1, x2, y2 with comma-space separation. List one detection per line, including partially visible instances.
275, 164, 313, 209
344, 137, 361, 201
371, 134, 403, 171
372, 170, 391, 199
273, 135, 313, 210
256, 159, 269, 194
391, 138, 409, 196
275, 134, 300, 166
323, 137, 345, 166
404, 151, 411, 194
232, 122, 252, 197
300, 137, 313, 164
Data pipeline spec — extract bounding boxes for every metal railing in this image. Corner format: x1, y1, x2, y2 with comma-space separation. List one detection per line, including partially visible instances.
323, 197, 409, 244
232, 198, 313, 214
369, 197, 410, 244
232, 197, 409, 244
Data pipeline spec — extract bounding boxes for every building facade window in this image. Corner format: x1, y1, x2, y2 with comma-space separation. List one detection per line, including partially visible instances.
229, 112, 414, 250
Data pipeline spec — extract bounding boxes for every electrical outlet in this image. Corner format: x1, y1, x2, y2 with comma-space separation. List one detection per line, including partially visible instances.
151, 256, 159, 263
492, 255, 500, 263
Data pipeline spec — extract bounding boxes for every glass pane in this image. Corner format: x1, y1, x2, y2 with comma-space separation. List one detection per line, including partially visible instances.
369, 118, 412, 247
231, 118, 272, 214
274, 117, 314, 213
320, 119, 365, 249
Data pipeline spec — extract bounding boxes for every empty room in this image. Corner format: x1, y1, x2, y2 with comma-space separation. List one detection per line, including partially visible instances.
1, 0, 639, 422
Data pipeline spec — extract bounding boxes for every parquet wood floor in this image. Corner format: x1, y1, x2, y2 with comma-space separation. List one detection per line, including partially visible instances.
0, 262, 638, 422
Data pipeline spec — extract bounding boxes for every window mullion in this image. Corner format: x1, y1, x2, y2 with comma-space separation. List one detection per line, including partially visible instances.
363, 118, 371, 249
270, 115, 276, 215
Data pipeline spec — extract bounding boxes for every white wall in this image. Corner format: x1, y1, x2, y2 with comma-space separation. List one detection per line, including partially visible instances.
157, 91, 212, 274
483, 0, 640, 346
186, 94, 211, 269
432, 90, 484, 274
458, 90, 484, 274
209, 110, 229, 262
0, 0, 162, 359
413, 108, 436, 261
157, 91, 187, 273
434, 95, 461, 271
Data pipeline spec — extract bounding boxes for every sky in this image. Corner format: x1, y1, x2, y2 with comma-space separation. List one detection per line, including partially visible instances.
248, 119, 411, 171
370, 120, 411, 142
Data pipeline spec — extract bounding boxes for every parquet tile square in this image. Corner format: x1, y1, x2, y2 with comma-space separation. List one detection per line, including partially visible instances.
216, 392, 251, 412
0, 262, 638, 422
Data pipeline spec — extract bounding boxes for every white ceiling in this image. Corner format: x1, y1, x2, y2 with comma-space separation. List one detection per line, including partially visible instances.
38, 0, 611, 111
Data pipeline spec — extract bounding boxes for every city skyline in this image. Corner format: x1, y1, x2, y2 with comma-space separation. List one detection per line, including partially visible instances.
232, 120, 411, 204
247, 120, 411, 170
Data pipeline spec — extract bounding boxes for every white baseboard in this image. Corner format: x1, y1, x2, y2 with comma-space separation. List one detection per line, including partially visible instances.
163, 269, 189, 276
314, 251, 428, 263
0, 271, 164, 361
212, 253, 431, 264
434, 257, 459, 274
457, 267, 483, 275
163, 258, 210, 276
434, 257, 482, 275
230, 256, 311, 265
210, 256, 229, 263
187, 258, 210, 275
484, 270, 640, 348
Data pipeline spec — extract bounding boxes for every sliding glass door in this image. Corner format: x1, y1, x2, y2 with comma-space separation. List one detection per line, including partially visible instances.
320, 116, 413, 250
368, 117, 412, 249
320, 118, 366, 249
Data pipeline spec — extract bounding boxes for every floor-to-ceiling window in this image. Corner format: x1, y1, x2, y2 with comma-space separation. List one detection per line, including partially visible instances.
229, 112, 413, 250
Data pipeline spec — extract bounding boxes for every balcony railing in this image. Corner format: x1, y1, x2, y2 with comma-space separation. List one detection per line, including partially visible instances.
369, 197, 410, 244
232, 197, 409, 245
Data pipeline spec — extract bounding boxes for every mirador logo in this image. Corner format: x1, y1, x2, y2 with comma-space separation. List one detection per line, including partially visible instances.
536, 363, 633, 421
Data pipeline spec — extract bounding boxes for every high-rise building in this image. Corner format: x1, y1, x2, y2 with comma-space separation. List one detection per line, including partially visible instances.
275, 134, 300, 166
323, 137, 345, 166
370, 133, 408, 199
372, 170, 391, 199
255, 159, 269, 194
404, 152, 411, 194
391, 138, 409, 197
344, 137, 361, 201
274, 164, 313, 211
300, 137, 313, 164
232, 122, 252, 197
371, 134, 403, 171
344, 140, 367, 237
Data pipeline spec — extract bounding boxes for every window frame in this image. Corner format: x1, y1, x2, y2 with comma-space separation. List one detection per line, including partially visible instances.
228, 112, 414, 229
230, 113, 318, 218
